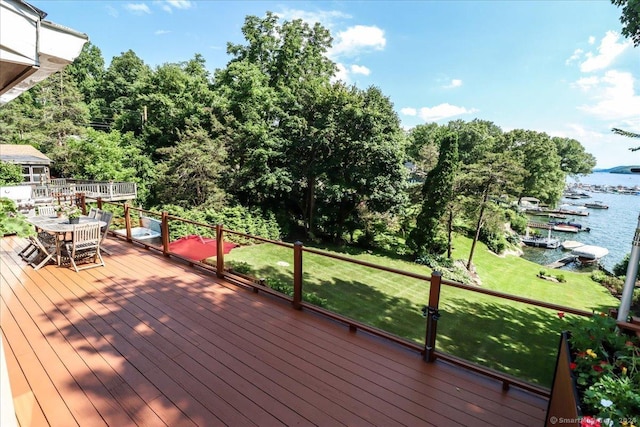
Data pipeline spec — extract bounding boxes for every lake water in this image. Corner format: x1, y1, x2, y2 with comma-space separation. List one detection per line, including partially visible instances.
521, 172, 640, 273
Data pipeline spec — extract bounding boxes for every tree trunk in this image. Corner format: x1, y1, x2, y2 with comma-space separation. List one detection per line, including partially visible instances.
306, 177, 316, 235
467, 185, 490, 270
447, 208, 453, 259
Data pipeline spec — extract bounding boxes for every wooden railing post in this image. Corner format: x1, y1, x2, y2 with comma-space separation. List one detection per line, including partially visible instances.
77, 193, 86, 214
96, 197, 103, 210
293, 241, 303, 310
124, 203, 132, 242
216, 224, 224, 279
424, 271, 442, 362
161, 211, 170, 256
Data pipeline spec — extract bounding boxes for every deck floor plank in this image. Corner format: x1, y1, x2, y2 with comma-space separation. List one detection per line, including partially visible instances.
1, 235, 548, 426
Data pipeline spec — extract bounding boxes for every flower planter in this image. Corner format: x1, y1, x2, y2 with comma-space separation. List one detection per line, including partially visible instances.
69, 217, 80, 224
546, 331, 581, 426
548, 315, 640, 427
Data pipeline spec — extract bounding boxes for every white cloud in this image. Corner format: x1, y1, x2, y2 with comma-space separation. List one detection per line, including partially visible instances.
551, 124, 636, 168
580, 31, 631, 72
573, 76, 600, 92
276, 8, 350, 28
166, 0, 192, 9
125, 3, 151, 14
350, 64, 370, 76
565, 48, 583, 65
417, 103, 478, 122
329, 25, 386, 58
155, 30, 171, 35
444, 79, 462, 89
401, 108, 417, 116
588, 36, 595, 45
106, 5, 118, 17
333, 63, 348, 83
577, 70, 640, 124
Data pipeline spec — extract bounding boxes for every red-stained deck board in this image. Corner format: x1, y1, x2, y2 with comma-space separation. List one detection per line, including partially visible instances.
1, 235, 548, 426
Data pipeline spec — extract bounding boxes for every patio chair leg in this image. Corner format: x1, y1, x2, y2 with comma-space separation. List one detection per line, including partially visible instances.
30, 252, 55, 271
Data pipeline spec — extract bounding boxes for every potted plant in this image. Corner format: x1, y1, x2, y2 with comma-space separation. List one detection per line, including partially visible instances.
62, 205, 81, 224
548, 312, 640, 426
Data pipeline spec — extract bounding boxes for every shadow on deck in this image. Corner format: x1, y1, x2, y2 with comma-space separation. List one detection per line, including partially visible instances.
1, 235, 548, 426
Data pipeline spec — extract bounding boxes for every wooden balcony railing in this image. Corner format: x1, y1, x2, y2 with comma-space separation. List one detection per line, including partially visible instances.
31, 179, 136, 202
90, 196, 635, 399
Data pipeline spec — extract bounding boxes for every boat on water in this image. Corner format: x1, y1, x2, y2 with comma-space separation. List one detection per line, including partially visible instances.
521, 228, 560, 249
560, 240, 584, 250
554, 204, 590, 216
571, 245, 609, 264
583, 201, 609, 209
552, 224, 581, 233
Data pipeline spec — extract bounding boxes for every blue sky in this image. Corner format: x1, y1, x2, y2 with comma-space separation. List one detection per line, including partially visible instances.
31, 0, 639, 168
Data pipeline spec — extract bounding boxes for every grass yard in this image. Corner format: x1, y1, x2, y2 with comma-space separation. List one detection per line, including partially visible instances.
222, 233, 620, 387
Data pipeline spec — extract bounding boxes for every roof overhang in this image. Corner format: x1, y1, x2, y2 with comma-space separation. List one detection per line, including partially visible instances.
0, 0, 88, 105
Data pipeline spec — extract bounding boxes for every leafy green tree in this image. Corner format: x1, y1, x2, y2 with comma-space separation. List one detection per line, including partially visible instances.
97, 50, 151, 134
408, 132, 459, 255
505, 129, 565, 205
48, 128, 154, 204
406, 123, 442, 178
551, 136, 596, 175
611, 0, 640, 46
36, 69, 90, 151
0, 92, 46, 147
141, 54, 216, 154
154, 125, 228, 208
302, 85, 407, 239
461, 152, 526, 268
0, 161, 23, 185
446, 119, 503, 165
67, 42, 105, 99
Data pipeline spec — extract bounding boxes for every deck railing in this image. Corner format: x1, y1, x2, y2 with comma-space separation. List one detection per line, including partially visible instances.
31, 179, 136, 201
92, 196, 639, 398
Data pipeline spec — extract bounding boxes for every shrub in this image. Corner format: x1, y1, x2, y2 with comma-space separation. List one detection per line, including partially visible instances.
227, 261, 252, 275
266, 278, 326, 307
591, 270, 607, 283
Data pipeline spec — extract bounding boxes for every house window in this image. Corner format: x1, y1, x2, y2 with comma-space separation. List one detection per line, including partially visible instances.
21, 166, 31, 183
32, 166, 47, 182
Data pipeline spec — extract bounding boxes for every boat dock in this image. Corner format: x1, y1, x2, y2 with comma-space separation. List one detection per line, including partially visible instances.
545, 255, 577, 269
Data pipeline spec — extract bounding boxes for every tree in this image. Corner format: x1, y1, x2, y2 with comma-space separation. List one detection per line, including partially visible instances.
611, 0, 640, 46
408, 132, 459, 255
0, 161, 23, 185
154, 125, 228, 208
48, 128, 155, 204
97, 50, 151, 134
551, 137, 596, 175
446, 119, 503, 166
406, 123, 442, 178
612, 127, 640, 151
140, 54, 216, 154
505, 129, 565, 205
461, 152, 526, 269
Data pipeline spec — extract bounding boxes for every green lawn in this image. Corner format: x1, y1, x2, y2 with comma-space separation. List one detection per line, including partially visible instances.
223, 234, 620, 387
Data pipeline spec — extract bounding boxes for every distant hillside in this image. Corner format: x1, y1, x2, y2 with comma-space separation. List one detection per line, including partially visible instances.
594, 166, 640, 174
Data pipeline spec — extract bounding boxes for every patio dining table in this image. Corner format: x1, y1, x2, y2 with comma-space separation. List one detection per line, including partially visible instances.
26, 215, 107, 266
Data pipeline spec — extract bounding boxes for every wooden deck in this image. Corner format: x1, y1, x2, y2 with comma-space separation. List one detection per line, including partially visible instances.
1, 235, 548, 426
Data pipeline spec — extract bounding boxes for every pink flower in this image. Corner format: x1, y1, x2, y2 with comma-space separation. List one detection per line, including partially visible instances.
557, 312, 565, 319
581, 416, 602, 427
570, 362, 577, 370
